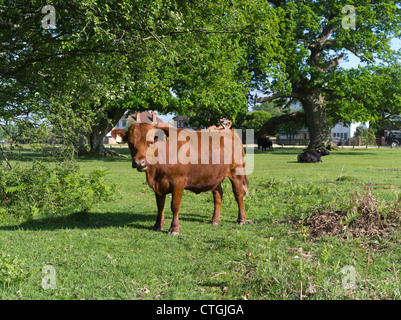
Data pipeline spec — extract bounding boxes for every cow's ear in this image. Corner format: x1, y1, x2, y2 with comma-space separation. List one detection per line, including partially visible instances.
154, 125, 170, 138
111, 129, 128, 143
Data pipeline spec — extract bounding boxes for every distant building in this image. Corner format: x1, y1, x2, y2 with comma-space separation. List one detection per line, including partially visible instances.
331, 122, 369, 142
276, 122, 370, 146
276, 128, 310, 146
105, 111, 166, 144
174, 115, 191, 129
105, 112, 233, 144
131, 111, 164, 125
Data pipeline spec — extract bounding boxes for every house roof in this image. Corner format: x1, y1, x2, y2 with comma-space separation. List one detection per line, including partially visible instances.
131, 111, 164, 124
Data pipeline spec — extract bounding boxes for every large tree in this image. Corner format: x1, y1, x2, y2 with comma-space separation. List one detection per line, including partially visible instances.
255, 0, 401, 149
1, 0, 280, 154
328, 63, 401, 127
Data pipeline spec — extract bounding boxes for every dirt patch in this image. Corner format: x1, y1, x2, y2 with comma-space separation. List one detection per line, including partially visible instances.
306, 192, 401, 239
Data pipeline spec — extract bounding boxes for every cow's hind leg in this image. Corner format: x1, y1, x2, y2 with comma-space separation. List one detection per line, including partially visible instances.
154, 194, 166, 231
229, 174, 246, 225
210, 184, 223, 225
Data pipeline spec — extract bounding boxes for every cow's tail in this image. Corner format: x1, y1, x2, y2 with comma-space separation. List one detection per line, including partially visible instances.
242, 174, 249, 199
233, 129, 250, 199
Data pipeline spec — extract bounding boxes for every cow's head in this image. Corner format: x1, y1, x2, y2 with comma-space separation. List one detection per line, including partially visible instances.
111, 123, 168, 172
317, 148, 331, 156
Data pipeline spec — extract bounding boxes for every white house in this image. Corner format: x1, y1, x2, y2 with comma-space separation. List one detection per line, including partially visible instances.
331, 122, 370, 141
104, 111, 166, 144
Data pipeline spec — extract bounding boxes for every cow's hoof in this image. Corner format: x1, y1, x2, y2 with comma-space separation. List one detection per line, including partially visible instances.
237, 221, 246, 225
210, 220, 219, 225
153, 227, 164, 231
168, 230, 180, 235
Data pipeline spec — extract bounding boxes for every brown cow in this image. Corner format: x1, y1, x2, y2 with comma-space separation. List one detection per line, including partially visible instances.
111, 123, 249, 235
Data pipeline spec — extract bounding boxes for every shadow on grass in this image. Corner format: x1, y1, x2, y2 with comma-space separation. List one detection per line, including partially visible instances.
256, 149, 378, 157
6, 147, 132, 164
0, 211, 155, 232
254, 149, 300, 156
0, 209, 212, 232
77, 147, 132, 163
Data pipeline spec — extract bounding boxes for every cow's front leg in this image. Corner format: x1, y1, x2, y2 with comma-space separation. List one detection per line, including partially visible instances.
168, 186, 184, 235
154, 193, 166, 231
210, 184, 223, 225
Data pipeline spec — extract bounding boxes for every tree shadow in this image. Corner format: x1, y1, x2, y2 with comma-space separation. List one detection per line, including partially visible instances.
0, 211, 156, 232
178, 212, 212, 224
0, 209, 214, 233
77, 147, 132, 163
4, 147, 132, 164
255, 148, 299, 154
334, 151, 376, 156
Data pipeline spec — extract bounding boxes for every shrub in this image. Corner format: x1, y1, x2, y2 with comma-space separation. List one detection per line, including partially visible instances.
0, 161, 115, 220
354, 127, 376, 146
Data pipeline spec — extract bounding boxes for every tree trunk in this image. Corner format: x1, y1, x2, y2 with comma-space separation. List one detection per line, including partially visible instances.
301, 92, 332, 149
86, 117, 111, 154
79, 107, 127, 155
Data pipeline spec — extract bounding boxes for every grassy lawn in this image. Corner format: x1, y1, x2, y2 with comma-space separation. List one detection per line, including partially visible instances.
1, 146, 401, 300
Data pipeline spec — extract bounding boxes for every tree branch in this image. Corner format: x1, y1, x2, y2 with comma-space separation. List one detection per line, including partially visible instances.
258, 112, 306, 136
310, 25, 337, 52
0, 144, 13, 171
345, 47, 374, 64
321, 53, 345, 72
256, 93, 291, 103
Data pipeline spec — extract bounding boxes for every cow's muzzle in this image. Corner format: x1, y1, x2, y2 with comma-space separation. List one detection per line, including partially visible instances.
132, 159, 149, 172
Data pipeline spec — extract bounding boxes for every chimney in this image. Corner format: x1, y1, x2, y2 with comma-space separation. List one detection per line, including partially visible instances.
152, 111, 157, 124
136, 112, 141, 123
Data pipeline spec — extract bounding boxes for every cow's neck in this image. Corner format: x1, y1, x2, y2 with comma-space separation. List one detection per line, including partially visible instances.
145, 167, 157, 192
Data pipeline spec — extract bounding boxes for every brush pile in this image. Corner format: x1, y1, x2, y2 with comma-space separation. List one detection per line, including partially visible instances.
307, 191, 401, 238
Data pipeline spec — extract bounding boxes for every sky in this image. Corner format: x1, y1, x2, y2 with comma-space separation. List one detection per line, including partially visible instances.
340, 38, 401, 69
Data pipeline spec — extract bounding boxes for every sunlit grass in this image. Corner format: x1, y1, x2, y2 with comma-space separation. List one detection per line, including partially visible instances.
0, 146, 401, 299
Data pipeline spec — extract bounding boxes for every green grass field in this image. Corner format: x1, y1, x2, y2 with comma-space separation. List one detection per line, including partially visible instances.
1, 146, 401, 300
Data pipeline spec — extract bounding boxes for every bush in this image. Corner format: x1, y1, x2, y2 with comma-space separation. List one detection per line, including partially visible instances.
0, 161, 115, 220
354, 127, 376, 145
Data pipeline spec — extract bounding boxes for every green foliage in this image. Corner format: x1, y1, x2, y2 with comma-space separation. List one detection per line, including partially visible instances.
235, 110, 272, 131
0, 161, 115, 220
255, 1, 401, 147
278, 119, 306, 138
354, 126, 376, 145
253, 101, 285, 117
1, 0, 280, 138
0, 254, 31, 287
328, 64, 401, 126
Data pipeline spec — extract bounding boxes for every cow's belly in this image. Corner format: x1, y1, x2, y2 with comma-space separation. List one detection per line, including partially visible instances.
185, 164, 228, 193
147, 163, 229, 195
185, 182, 223, 194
